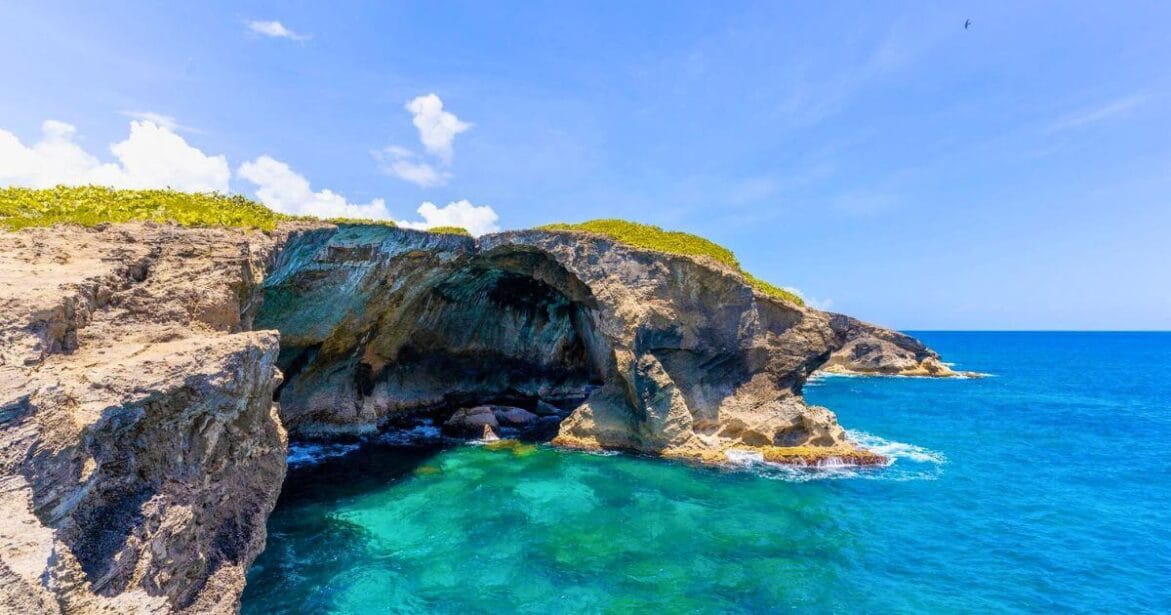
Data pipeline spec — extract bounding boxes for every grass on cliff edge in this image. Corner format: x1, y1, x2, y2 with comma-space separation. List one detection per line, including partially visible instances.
0, 185, 293, 231
426, 225, 472, 236
0, 185, 405, 232
537, 219, 804, 305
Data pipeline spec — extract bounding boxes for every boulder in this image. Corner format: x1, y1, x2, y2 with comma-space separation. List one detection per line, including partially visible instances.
494, 406, 539, 427
533, 399, 563, 416
443, 406, 500, 438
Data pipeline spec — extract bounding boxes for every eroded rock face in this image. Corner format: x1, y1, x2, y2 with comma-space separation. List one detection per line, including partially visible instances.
0, 219, 953, 613
256, 225, 864, 460
0, 223, 296, 613
821, 313, 976, 377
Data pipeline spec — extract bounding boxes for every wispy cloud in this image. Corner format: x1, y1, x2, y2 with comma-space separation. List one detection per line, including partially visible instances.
1048, 94, 1148, 132
374, 146, 449, 188
247, 20, 311, 41
120, 111, 199, 133
379, 93, 471, 187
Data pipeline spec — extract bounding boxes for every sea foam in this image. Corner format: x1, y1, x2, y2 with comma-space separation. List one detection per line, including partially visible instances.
287, 442, 362, 467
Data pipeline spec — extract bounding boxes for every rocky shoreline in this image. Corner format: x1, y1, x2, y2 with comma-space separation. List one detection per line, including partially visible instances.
1, 220, 956, 613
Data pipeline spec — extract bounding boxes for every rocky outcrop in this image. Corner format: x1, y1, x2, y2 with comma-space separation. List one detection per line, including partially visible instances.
442, 405, 539, 439
255, 225, 872, 462
1, 219, 957, 613
822, 313, 978, 377
0, 223, 296, 613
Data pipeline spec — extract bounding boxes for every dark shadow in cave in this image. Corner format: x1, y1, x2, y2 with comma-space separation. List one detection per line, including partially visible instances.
269, 244, 615, 445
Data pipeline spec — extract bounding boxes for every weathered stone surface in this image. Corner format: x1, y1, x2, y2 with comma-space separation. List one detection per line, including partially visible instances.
255, 225, 881, 461
0, 219, 958, 613
822, 313, 981, 377
443, 406, 500, 438
0, 223, 297, 613
494, 407, 538, 427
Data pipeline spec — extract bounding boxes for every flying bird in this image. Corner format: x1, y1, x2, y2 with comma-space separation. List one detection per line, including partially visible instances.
965, 19, 971, 29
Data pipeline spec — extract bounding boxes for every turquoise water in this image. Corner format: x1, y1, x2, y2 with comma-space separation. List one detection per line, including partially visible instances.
242, 332, 1171, 613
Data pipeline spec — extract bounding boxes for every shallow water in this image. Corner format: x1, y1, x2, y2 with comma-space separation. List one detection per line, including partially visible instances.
242, 332, 1171, 613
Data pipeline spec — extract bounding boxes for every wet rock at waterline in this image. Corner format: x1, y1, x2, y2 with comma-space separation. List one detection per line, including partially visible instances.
0, 220, 954, 613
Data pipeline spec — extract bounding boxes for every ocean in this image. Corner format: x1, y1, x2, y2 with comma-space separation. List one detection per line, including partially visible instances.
241, 332, 1171, 613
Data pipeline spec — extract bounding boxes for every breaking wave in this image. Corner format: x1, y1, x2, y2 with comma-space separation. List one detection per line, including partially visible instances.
721, 430, 946, 483
287, 442, 362, 467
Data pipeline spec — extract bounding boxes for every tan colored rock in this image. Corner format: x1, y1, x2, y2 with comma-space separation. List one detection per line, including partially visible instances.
0, 218, 961, 613
253, 225, 925, 465
0, 222, 309, 613
821, 313, 982, 377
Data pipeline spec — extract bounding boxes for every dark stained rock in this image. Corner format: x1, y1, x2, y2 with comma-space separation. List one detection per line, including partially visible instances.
822, 313, 981, 377
254, 225, 891, 461
443, 406, 500, 438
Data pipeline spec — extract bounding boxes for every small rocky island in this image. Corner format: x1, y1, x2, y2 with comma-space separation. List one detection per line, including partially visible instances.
0, 189, 964, 613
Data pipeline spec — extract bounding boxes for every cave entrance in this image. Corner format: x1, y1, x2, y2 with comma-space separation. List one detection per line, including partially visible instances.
269, 245, 610, 442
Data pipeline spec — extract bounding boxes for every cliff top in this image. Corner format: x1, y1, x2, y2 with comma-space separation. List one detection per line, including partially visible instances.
1, 186, 800, 305
538, 219, 803, 305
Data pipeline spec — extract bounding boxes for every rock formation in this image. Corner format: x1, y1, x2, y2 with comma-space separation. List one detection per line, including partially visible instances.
255, 225, 888, 461
0, 223, 294, 613
822, 313, 979, 377
1, 219, 954, 613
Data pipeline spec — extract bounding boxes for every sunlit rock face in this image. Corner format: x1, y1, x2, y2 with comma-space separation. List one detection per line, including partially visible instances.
257, 225, 856, 459
0, 223, 293, 614
822, 313, 978, 377
0, 219, 940, 614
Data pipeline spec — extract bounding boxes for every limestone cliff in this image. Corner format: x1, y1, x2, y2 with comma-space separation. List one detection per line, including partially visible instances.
0, 223, 292, 613
0, 219, 953, 613
822, 313, 979, 377
255, 225, 878, 461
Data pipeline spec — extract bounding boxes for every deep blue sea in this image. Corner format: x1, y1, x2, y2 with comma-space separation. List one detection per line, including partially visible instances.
241, 332, 1171, 613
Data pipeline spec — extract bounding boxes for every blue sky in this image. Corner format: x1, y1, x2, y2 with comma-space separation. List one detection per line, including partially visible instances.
1, 1, 1168, 329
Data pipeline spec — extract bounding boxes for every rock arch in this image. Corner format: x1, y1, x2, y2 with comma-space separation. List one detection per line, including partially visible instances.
257, 225, 855, 459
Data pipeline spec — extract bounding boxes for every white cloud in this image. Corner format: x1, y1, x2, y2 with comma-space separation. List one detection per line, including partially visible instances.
379, 94, 470, 187
236, 155, 392, 220
782, 286, 834, 311
247, 20, 310, 41
405, 94, 471, 163
238, 156, 500, 233
375, 146, 448, 187
1, 117, 500, 232
0, 119, 230, 191
121, 111, 182, 132
396, 200, 499, 236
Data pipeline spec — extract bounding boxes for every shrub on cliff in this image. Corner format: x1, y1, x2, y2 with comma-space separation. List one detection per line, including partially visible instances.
325, 217, 398, 227
537, 219, 804, 305
426, 226, 471, 236
0, 185, 286, 231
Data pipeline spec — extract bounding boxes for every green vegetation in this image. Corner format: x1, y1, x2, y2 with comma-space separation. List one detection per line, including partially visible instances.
536, 218, 804, 305
426, 226, 471, 236
1, 188, 802, 305
0, 185, 286, 231
325, 216, 397, 227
